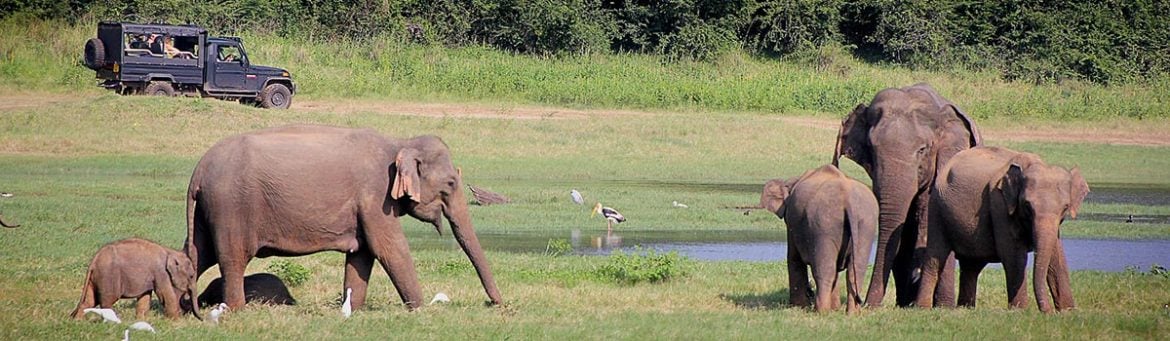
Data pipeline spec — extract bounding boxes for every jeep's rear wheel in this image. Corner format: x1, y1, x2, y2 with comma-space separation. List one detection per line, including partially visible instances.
259, 83, 291, 109
144, 81, 175, 97
84, 38, 106, 70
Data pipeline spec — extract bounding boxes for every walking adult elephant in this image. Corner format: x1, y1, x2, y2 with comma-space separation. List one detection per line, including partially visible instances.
832, 83, 982, 307
185, 124, 502, 311
916, 147, 1085, 313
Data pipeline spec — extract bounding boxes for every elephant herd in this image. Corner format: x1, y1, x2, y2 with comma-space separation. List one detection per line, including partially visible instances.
70, 83, 1083, 323
760, 83, 1085, 313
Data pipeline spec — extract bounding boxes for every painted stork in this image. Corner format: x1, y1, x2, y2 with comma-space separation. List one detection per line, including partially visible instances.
592, 202, 626, 233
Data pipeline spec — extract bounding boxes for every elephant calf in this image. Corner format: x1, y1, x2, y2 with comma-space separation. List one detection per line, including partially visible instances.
199, 273, 297, 307
70, 238, 201, 320
917, 146, 1087, 313
761, 165, 877, 313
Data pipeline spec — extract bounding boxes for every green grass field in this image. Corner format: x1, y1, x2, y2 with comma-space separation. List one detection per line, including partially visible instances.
2, 17, 1170, 340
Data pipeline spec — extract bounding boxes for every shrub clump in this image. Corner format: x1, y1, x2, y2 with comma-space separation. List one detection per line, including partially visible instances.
266, 259, 311, 287
597, 246, 690, 285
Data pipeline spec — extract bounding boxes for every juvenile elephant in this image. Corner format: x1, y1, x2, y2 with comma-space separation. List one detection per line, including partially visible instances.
185, 124, 501, 311
761, 165, 877, 313
833, 83, 981, 307
916, 146, 1087, 313
199, 273, 296, 307
70, 238, 201, 320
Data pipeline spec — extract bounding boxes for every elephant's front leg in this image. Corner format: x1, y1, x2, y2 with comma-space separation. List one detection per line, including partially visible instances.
363, 216, 423, 310
344, 248, 375, 310
957, 259, 987, 307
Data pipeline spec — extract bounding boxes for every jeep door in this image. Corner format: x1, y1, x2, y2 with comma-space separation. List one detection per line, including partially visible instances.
210, 43, 246, 89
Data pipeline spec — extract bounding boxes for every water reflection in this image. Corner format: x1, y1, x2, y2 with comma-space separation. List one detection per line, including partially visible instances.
407, 229, 1169, 272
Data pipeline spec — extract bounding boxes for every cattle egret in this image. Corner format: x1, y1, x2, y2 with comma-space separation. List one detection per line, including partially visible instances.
83, 308, 122, 323
128, 321, 156, 333
430, 292, 450, 305
121, 329, 129, 341
570, 190, 584, 205
0, 192, 12, 197
672, 201, 688, 208
591, 202, 626, 233
208, 303, 228, 324
341, 288, 353, 318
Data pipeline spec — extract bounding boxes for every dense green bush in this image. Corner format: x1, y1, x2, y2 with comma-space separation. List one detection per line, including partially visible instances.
4, 0, 1167, 84
597, 246, 690, 285
266, 259, 312, 287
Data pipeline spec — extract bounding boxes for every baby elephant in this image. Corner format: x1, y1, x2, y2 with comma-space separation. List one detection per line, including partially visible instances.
71, 238, 202, 320
199, 273, 297, 307
761, 165, 877, 313
917, 146, 1087, 313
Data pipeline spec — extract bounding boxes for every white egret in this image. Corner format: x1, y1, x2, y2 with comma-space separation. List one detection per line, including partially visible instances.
83, 307, 121, 323
430, 292, 450, 305
672, 201, 688, 208
208, 303, 228, 324
591, 202, 626, 233
341, 288, 353, 318
128, 321, 156, 333
570, 190, 584, 205
121, 329, 129, 341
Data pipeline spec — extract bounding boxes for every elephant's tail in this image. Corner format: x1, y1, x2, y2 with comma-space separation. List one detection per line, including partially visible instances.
70, 264, 97, 319
185, 170, 203, 277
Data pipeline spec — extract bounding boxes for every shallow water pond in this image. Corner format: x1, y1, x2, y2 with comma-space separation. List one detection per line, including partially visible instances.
408, 229, 1169, 272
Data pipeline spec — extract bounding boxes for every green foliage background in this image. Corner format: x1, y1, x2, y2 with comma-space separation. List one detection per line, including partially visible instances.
5, 0, 1168, 84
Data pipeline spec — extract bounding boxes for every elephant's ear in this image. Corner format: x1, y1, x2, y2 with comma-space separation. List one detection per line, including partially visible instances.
391, 148, 422, 202
760, 179, 789, 218
165, 253, 190, 290
834, 104, 872, 173
998, 163, 1024, 216
943, 104, 982, 147
1068, 167, 1090, 219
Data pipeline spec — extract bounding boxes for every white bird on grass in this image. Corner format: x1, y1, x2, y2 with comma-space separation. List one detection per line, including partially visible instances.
570, 189, 584, 205
121, 329, 129, 341
672, 201, 688, 208
591, 202, 626, 233
83, 307, 121, 323
341, 288, 353, 318
430, 292, 450, 305
208, 303, 228, 324
127, 321, 156, 333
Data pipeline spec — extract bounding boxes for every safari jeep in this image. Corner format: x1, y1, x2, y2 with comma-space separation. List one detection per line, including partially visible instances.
83, 22, 295, 109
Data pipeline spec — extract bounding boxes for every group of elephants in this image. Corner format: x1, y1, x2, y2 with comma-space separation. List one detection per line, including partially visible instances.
759, 83, 1086, 313
70, 83, 1083, 322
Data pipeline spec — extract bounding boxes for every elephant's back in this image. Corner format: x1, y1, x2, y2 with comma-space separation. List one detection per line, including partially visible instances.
938, 147, 1016, 193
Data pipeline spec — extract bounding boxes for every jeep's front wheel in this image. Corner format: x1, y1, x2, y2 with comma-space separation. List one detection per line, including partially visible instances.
259, 83, 291, 109
144, 81, 175, 97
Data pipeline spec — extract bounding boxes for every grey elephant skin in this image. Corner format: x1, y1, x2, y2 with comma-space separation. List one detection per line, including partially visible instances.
761, 165, 877, 313
184, 124, 501, 311
917, 146, 1086, 313
71, 238, 201, 320
199, 273, 296, 307
833, 83, 981, 307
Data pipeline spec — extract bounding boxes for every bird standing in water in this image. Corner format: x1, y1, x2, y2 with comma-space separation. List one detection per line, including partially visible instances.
592, 202, 626, 234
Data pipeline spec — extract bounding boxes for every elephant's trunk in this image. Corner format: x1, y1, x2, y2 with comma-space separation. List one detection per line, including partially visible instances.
1032, 215, 1062, 313
444, 186, 503, 306
187, 285, 203, 320
864, 169, 917, 307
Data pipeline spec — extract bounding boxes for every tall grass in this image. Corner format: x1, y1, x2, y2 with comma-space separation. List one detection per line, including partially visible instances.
2, 18, 1168, 121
